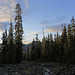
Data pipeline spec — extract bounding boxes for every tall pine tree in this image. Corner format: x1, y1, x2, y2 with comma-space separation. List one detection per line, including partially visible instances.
15, 3, 23, 63
8, 19, 15, 63
2, 30, 8, 64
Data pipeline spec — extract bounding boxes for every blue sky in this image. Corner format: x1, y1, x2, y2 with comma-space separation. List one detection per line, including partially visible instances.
0, 0, 75, 44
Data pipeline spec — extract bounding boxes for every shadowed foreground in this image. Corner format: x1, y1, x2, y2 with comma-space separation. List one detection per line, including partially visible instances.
0, 61, 75, 75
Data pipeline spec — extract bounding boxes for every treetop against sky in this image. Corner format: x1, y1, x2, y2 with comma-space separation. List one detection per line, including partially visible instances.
0, 0, 75, 44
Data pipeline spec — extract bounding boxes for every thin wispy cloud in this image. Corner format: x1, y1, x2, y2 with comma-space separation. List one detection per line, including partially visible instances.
28, 32, 38, 35
0, 1, 29, 21
0, 30, 3, 34
40, 21, 50, 26
46, 25, 62, 33
0, 0, 16, 22
25, 37, 34, 39
23, 40, 31, 44
0, 0, 29, 35
28, 31, 44, 35
23, 36, 34, 44
40, 17, 67, 28
54, 17, 67, 23
24, 0, 29, 9
0, 22, 9, 34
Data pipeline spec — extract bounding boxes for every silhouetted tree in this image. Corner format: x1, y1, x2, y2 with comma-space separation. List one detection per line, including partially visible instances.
26, 46, 30, 60
36, 40, 42, 60
54, 32, 60, 62
31, 39, 36, 60
15, 3, 23, 63
59, 25, 67, 62
41, 36, 45, 60
2, 30, 8, 64
8, 20, 15, 63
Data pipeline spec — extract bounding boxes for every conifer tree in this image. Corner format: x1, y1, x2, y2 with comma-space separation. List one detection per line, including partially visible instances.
44, 34, 50, 61
49, 33, 54, 61
69, 17, 75, 63
59, 25, 66, 62
47, 34, 50, 58
31, 39, 35, 60
41, 36, 45, 60
15, 3, 23, 63
70, 16, 75, 36
26, 46, 30, 60
8, 20, 15, 63
67, 24, 73, 63
36, 40, 42, 60
2, 30, 8, 64
54, 32, 60, 62
63, 26, 68, 63
44, 38, 49, 60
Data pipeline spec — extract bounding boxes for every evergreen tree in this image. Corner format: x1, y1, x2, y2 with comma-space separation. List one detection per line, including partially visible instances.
26, 46, 30, 60
15, 3, 23, 63
41, 36, 45, 60
2, 30, 8, 64
54, 32, 60, 62
36, 40, 42, 60
70, 16, 75, 36
63, 26, 68, 63
34, 34, 39, 59
67, 24, 73, 63
59, 25, 66, 62
44, 34, 50, 61
70, 17, 75, 63
49, 33, 54, 61
31, 39, 35, 60
8, 20, 15, 63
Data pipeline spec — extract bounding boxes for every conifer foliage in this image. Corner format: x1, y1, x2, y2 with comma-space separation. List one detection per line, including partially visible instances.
15, 3, 23, 63
2, 30, 8, 64
0, 3, 75, 64
30, 17, 75, 64
8, 20, 15, 63
1, 3, 23, 64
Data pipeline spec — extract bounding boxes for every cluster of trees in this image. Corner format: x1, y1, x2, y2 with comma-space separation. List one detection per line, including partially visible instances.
0, 3, 75, 65
0, 3, 23, 64
30, 17, 75, 64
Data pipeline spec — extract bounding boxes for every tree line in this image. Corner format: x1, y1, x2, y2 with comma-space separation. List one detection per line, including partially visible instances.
26, 17, 75, 64
0, 3, 23, 64
0, 3, 75, 64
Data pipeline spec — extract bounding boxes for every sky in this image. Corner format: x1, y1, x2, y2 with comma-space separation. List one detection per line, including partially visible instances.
0, 0, 75, 44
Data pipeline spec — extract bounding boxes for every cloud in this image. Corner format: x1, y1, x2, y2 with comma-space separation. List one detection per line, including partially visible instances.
28, 31, 43, 35
0, 0, 29, 35
40, 16, 68, 32
0, 30, 3, 34
0, 0, 16, 22
28, 32, 38, 35
40, 17, 67, 27
25, 37, 34, 39
0, 22, 9, 34
23, 40, 31, 44
51, 17, 67, 24
46, 25, 62, 33
23, 36, 35, 44
28, 25, 62, 35
24, 0, 29, 9
40, 21, 50, 26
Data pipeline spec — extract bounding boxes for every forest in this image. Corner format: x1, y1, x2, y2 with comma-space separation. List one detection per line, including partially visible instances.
0, 3, 75, 64
0, 3, 23, 64
27, 17, 75, 64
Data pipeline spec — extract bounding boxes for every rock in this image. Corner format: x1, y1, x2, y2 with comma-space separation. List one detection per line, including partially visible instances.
43, 67, 51, 75
0, 61, 75, 75
15, 72, 20, 75
71, 71, 75, 75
